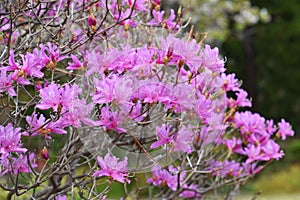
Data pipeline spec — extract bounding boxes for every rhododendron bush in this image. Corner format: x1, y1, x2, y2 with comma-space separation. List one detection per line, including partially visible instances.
0, 0, 294, 199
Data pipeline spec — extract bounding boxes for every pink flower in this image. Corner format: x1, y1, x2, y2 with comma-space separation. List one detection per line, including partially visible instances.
243, 144, 262, 164
265, 119, 276, 135
173, 126, 194, 153
170, 84, 195, 112
158, 35, 201, 71
248, 132, 270, 146
36, 82, 62, 112
234, 111, 266, 135
61, 100, 97, 128
194, 94, 212, 123
261, 140, 284, 161
55, 194, 67, 200
116, 9, 138, 30
123, 0, 148, 11
0, 153, 37, 175
7, 50, 31, 85
225, 137, 243, 154
150, 124, 174, 149
60, 83, 82, 110
132, 82, 171, 104
8, 50, 44, 79
39, 42, 65, 69
67, 54, 83, 70
25, 113, 67, 138
201, 44, 225, 73
0, 67, 16, 96
93, 75, 134, 106
180, 184, 201, 199
120, 101, 145, 122
148, 9, 179, 30
221, 73, 241, 92
172, 38, 201, 72
98, 106, 126, 133
209, 160, 242, 178
277, 119, 294, 140
92, 76, 117, 104
86, 48, 121, 76
228, 89, 252, 108
36, 82, 81, 113
242, 163, 263, 176
0, 123, 27, 157
147, 165, 178, 191
93, 153, 130, 183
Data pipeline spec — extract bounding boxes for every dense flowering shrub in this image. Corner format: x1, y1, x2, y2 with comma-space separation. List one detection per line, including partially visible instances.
0, 0, 294, 199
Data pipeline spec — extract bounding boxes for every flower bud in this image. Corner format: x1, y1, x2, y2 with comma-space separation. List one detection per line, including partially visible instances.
41, 147, 49, 160
88, 14, 96, 27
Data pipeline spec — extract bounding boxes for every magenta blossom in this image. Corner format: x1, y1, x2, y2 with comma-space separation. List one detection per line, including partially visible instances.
60, 83, 82, 110
98, 106, 126, 133
147, 165, 178, 191
158, 35, 201, 70
25, 113, 67, 138
67, 54, 83, 70
201, 44, 225, 73
221, 73, 241, 92
261, 140, 284, 161
234, 111, 266, 135
194, 94, 212, 123
39, 42, 65, 69
7, 50, 31, 85
60, 100, 97, 128
93, 75, 134, 106
123, 0, 148, 11
93, 153, 130, 183
148, 9, 179, 30
225, 137, 243, 154
0, 153, 37, 175
132, 82, 171, 104
243, 144, 262, 164
0, 123, 27, 157
180, 184, 201, 199
150, 124, 174, 149
170, 84, 195, 112
173, 126, 194, 153
228, 89, 252, 108
277, 119, 294, 140
36, 82, 62, 111
209, 160, 242, 178
116, 9, 138, 30
36, 82, 82, 113
0, 67, 16, 96
265, 119, 276, 135
55, 195, 67, 200
242, 163, 264, 176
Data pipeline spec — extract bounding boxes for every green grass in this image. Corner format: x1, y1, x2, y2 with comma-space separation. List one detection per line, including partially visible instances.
241, 164, 300, 197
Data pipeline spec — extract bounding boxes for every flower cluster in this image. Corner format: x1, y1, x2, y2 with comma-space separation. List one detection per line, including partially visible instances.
93, 153, 130, 184
0, 0, 295, 199
0, 124, 36, 175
